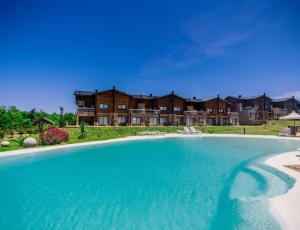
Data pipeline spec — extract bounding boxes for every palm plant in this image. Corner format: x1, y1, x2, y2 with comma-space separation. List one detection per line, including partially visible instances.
78, 122, 87, 139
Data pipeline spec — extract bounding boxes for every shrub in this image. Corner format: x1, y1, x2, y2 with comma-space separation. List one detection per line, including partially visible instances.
0, 130, 5, 139
39, 128, 69, 145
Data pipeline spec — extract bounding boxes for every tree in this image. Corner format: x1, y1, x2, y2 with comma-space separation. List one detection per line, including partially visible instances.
59, 107, 66, 128
64, 112, 77, 125
4, 107, 23, 137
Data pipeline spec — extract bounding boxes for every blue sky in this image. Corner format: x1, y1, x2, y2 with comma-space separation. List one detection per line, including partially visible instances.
0, 0, 300, 112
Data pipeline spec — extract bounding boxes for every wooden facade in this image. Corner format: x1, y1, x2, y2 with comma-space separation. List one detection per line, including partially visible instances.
74, 87, 239, 126
270, 97, 300, 118
225, 94, 300, 125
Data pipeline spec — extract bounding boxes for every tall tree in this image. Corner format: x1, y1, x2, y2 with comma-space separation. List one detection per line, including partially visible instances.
59, 106, 66, 127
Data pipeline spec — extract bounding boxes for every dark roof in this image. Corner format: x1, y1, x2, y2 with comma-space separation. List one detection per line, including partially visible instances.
34, 117, 55, 125
271, 97, 293, 103
201, 97, 231, 104
271, 97, 300, 103
157, 92, 186, 100
97, 88, 130, 96
74, 90, 95, 96
185, 98, 202, 103
227, 94, 271, 100
131, 94, 158, 100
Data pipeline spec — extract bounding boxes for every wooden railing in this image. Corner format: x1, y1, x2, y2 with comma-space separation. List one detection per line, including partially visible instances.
77, 107, 95, 113
129, 109, 160, 115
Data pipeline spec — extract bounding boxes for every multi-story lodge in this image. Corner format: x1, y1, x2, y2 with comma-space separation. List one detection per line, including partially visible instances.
226, 94, 300, 125
75, 88, 300, 126
74, 87, 239, 126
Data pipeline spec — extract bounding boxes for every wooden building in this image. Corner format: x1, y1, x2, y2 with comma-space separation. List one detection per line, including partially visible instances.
270, 97, 300, 118
200, 96, 239, 125
225, 94, 271, 125
74, 87, 239, 126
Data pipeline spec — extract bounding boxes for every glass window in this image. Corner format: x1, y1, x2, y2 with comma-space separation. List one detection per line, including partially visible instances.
132, 116, 141, 125
250, 113, 256, 119
118, 104, 126, 110
118, 116, 126, 125
100, 104, 109, 109
160, 117, 167, 125
219, 109, 224, 113
160, 106, 167, 111
174, 107, 181, 112
149, 117, 158, 125
99, 116, 108, 126
207, 109, 213, 113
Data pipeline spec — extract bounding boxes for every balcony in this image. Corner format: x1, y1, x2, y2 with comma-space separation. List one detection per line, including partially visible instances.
184, 110, 207, 116
129, 109, 160, 115
77, 107, 95, 116
228, 112, 239, 118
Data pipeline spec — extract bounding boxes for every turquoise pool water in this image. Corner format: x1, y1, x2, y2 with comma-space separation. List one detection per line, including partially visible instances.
0, 137, 299, 230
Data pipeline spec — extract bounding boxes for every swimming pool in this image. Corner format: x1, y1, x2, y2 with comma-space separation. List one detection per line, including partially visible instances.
0, 137, 299, 229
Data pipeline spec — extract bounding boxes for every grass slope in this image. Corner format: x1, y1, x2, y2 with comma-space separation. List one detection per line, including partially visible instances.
0, 120, 297, 152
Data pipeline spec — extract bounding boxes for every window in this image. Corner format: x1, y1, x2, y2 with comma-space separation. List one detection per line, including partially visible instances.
186, 117, 193, 126
100, 104, 109, 109
160, 117, 167, 125
99, 116, 108, 126
174, 107, 181, 112
118, 116, 126, 125
118, 104, 126, 110
250, 113, 256, 119
219, 109, 224, 113
149, 117, 158, 125
131, 116, 141, 125
160, 106, 167, 111
207, 109, 213, 113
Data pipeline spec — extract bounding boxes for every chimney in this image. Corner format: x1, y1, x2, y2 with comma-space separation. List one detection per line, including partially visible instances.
193, 96, 196, 99
150, 93, 152, 97
238, 95, 242, 98
172, 90, 174, 95
113, 85, 116, 90
95, 90, 98, 93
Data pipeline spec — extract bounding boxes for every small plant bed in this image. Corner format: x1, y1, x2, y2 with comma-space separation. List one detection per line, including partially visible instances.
39, 128, 69, 145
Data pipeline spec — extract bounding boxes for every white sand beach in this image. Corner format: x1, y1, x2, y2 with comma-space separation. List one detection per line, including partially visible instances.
265, 151, 300, 230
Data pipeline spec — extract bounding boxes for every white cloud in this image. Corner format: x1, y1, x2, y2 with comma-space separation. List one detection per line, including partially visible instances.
140, 1, 269, 76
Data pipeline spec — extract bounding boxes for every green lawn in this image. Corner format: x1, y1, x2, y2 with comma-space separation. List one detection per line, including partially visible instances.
0, 120, 297, 153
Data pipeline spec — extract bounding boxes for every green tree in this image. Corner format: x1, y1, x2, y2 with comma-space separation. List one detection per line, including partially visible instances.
4, 107, 23, 137
64, 112, 77, 125
59, 107, 66, 128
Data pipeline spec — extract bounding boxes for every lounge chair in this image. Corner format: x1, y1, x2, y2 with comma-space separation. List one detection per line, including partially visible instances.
279, 128, 291, 137
184, 127, 191, 133
190, 127, 202, 134
177, 127, 191, 134
136, 131, 166, 136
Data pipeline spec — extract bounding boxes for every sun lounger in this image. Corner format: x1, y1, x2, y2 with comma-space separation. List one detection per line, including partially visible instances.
279, 128, 291, 137
189, 127, 202, 134
136, 131, 166, 136
177, 127, 190, 134
184, 127, 191, 133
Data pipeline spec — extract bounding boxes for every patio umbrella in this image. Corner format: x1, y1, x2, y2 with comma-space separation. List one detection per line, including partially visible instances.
280, 111, 300, 136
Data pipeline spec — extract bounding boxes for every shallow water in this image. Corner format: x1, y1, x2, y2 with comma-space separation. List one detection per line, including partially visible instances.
0, 137, 299, 230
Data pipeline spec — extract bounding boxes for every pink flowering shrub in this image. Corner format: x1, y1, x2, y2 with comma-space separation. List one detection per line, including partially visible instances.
39, 128, 69, 145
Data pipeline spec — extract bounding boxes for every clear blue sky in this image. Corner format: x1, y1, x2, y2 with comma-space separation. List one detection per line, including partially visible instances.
1, 0, 300, 113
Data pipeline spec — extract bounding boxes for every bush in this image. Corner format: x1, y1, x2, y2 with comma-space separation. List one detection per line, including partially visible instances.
0, 130, 5, 139
39, 128, 69, 145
